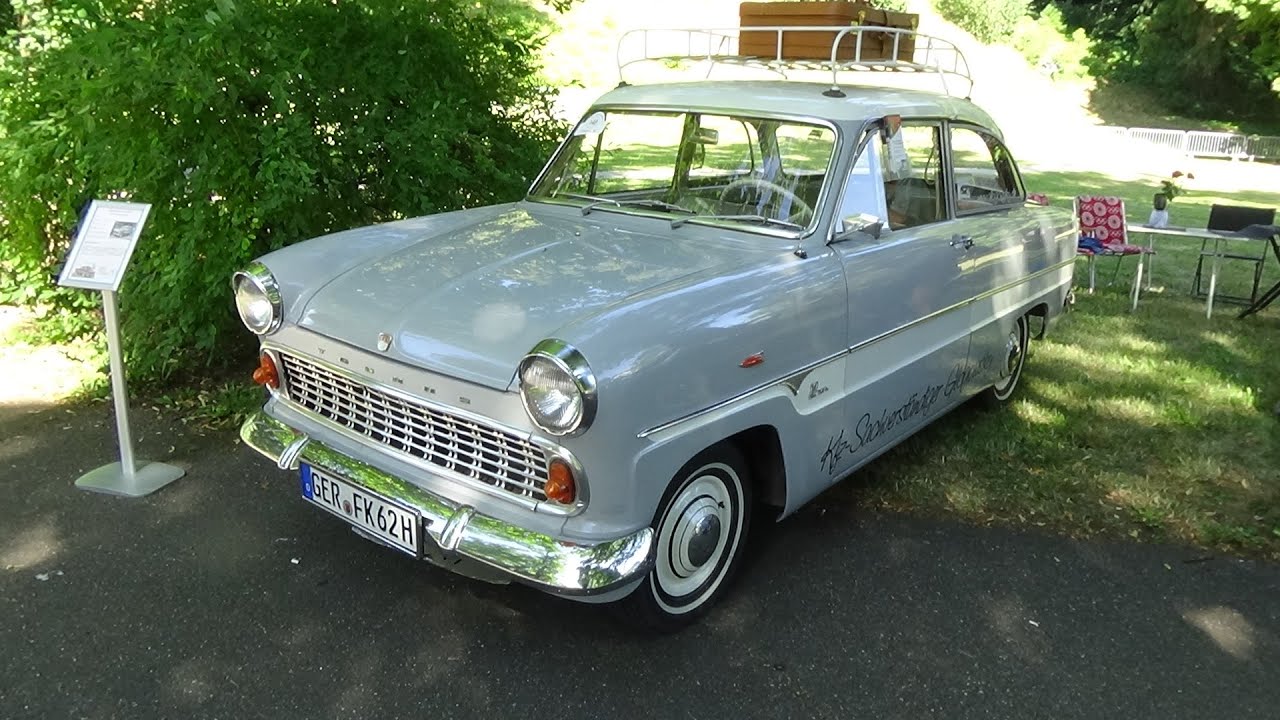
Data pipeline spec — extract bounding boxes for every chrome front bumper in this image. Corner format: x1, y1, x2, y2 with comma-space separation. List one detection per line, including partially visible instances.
240, 411, 653, 596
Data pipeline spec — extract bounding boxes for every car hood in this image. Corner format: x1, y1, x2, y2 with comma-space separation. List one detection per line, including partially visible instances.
298, 205, 748, 389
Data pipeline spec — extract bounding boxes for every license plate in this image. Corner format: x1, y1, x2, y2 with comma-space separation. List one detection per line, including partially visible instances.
300, 464, 420, 556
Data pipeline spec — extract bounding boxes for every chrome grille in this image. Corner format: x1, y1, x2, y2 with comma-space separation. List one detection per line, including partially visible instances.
278, 352, 549, 502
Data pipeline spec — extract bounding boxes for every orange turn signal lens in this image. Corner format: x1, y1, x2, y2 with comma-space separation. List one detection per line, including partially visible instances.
252, 352, 280, 389
545, 459, 576, 505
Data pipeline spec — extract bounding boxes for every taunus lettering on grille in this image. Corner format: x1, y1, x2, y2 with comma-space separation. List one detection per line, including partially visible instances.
277, 352, 551, 501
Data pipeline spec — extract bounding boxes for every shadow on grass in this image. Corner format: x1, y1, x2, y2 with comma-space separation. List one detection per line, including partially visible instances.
848, 286, 1280, 556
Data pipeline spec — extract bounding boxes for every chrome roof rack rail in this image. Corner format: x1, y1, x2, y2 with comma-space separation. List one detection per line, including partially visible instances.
616, 26, 973, 99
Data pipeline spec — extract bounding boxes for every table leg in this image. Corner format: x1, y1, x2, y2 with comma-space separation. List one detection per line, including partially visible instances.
1207, 238, 1222, 319
1144, 234, 1155, 290
1131, 253, 1143, 311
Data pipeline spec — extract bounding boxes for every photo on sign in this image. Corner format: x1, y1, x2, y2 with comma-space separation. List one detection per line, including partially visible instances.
109, 221, 137, 239
71, 265, 96, 279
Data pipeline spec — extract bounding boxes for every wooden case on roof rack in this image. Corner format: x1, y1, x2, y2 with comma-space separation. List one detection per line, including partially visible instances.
738, 2, 918, 62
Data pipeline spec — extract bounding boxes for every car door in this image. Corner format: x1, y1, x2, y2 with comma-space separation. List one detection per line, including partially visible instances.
944, 123, 1043, 395
828, 120, 973, 474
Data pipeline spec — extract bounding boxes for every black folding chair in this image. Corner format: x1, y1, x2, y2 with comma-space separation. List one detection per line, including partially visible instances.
1236, 225, 1280, 318
1193, 205, 1277, 305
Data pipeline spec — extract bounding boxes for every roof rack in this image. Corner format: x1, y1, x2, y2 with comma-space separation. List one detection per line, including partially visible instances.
616, 26, 973, 98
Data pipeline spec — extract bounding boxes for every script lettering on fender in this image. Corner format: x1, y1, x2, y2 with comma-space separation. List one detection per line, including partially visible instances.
817, 354, 998, 474
808, 381, 829, 400
854, 382, 945, 452
945, 352, 996, 397
819, 429, 854, 476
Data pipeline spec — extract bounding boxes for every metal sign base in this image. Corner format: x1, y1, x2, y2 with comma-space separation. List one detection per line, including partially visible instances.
73, 288, 187, 498
76, 460, 185, 497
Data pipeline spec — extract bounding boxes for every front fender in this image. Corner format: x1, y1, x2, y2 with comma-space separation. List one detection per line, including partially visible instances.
556, 247, 849, 536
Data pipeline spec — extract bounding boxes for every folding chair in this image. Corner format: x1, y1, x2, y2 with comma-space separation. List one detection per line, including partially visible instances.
1192, 204, 1276, 305
1075, 195, 1152, 309
1235, 224, 1280, 318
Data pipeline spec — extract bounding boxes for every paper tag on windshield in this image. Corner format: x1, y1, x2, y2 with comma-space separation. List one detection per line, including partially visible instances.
574, 111, 606, 136
887, 129, 910, 179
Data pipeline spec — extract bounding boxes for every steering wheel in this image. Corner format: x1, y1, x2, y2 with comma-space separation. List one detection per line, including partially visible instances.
718, 177, 813, 223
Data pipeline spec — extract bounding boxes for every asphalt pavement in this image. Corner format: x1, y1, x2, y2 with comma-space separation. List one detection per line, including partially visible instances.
2, 399, 1278, 719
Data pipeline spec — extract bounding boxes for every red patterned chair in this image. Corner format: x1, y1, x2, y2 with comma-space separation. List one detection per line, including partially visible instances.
1075, 195, 1152, 310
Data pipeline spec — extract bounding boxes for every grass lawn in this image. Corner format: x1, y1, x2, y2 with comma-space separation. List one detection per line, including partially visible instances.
854, 162, 1280, 558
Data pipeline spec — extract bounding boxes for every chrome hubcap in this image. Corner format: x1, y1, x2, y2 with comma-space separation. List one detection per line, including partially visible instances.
994, 319, 1027, 398
1005, 329, 1023, 377
654, 472, 738, 607
679, 507, 722, 570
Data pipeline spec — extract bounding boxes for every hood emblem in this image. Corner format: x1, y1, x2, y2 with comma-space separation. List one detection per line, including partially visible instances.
376, 332, 392, 352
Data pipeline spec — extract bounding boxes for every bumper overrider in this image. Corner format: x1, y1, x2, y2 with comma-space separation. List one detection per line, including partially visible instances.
240, 411, 653, 596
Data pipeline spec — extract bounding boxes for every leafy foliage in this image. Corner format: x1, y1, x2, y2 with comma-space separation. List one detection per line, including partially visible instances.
1012, 4, 1092, 82
1035, 0, 1280, 121
0, 0, 565, 384
933, 0, 1030, 43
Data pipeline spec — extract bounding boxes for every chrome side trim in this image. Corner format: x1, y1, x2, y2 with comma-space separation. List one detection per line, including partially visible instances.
638, 349, 847, 439
847, 258, 1074, 353
241, 411, 652, 596
637, 257, 1074, 438
972, 256, 1075, 304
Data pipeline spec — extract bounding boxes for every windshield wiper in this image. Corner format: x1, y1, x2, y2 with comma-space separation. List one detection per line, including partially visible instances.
581, 198, 696, 217
670, 214, 804, 231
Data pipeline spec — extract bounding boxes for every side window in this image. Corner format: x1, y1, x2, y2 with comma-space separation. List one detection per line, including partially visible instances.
880, 124, 944, 230
950, 126, 1025, 212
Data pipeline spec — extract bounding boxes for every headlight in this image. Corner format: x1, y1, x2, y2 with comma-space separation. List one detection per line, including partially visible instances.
518, 339, 597, 436
231, 262, 282, 335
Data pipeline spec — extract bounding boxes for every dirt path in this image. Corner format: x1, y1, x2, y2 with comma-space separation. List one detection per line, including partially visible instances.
0, 305, 98, 413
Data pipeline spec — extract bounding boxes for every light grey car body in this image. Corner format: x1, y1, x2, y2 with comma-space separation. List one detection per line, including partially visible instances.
240, 80, 1076, 603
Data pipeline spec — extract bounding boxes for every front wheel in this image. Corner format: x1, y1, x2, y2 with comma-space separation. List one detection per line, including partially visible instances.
982, 313, 1030, 406
619, 443, 753, 632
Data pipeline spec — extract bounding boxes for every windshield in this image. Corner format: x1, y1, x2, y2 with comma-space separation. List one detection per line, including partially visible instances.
529, 109, 838, 234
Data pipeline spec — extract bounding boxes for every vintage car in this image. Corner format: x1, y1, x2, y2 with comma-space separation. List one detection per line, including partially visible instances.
236, 27, 1076, 630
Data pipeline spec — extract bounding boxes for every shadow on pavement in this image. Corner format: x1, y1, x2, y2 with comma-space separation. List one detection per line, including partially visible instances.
2, 402, 1278, 719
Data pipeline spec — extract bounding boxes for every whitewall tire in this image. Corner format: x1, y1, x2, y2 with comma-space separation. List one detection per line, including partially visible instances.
620, 443, 752, 632
984, 314, 1030, 406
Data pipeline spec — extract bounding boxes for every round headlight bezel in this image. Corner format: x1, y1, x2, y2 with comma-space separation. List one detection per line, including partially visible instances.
517, 339, 597, 437
232, 262, 282, 335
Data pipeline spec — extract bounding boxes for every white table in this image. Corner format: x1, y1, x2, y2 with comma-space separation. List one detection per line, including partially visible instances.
1126, 224, 1253, 319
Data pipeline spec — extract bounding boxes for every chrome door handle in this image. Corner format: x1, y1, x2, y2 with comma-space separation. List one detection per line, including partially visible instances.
950, 234, 974, 249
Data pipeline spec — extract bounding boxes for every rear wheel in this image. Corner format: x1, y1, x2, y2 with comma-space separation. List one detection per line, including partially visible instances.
619, 443, 752, 632
983, 314, 1029, 406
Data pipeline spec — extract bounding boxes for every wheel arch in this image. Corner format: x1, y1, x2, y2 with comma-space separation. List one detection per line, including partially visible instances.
725, 425, 786, 512
1025, 300, 1051, 339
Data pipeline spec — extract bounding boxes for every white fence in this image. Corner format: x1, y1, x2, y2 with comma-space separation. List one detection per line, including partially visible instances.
1105, 126, 1280, 161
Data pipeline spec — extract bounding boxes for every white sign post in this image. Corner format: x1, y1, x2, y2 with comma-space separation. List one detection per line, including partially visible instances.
58, 200, 185, 497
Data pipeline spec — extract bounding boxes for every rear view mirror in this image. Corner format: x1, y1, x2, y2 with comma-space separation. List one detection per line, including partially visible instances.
694, 128, 720, 145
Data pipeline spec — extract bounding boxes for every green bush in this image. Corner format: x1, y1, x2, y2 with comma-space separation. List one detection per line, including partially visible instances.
933, 0, 1030, 44
0, 0, 565, 384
